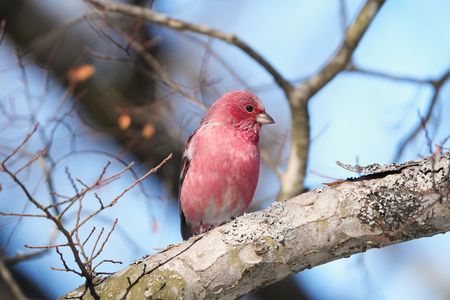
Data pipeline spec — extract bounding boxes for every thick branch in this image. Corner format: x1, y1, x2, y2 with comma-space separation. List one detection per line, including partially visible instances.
278, 0, 386, 200
64, 152, 450, 299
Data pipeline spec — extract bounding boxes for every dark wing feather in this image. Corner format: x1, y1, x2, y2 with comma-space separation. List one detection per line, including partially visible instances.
179, 130, 196, 240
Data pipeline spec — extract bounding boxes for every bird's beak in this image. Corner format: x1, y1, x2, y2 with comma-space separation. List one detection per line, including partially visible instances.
256, 112, 275, 125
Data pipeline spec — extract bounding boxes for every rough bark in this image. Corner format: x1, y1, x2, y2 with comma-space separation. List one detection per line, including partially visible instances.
63, 152, 450, 299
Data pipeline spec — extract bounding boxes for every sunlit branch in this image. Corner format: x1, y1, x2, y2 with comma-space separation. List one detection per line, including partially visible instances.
278, 0, 386, 201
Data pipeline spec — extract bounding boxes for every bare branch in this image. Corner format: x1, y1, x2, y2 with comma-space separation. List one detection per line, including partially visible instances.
25, 243, 70, 249
52, 247, 82, 276
0, 212, 47, 218
71, 153, 172, 232
293, 0, 386, 105
0, 143, 169, 300
93, 259, 123, 271
13, 148, 47, 175
278, 0, 386, 201
2, 124, 38, 166
89, 219, 118, 264
395, 68, 450, 161
347, 62, 432, 85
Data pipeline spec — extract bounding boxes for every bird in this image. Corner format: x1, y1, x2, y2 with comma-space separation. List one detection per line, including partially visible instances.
179, 90, 274, 240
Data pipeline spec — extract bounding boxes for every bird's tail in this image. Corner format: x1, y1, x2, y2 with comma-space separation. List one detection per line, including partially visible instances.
180, 210, 193, 240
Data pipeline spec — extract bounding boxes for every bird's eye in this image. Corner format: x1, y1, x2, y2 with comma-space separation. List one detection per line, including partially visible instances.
245, 105, 254, 112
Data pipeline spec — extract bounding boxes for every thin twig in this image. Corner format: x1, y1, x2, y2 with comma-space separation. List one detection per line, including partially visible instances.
2, 155, 101, 299
0, 212, 47, 218
25, 243, 70, 249
395, 68, 450, 161
347, 63, 431, 85
2, 124, 38, 166
72, 153, 172, 233
89, 219, 118, 264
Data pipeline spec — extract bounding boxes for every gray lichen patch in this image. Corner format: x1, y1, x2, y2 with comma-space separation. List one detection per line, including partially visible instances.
356, 187, 423, 230
344, 153, 450, 232
221, 201, 291, 247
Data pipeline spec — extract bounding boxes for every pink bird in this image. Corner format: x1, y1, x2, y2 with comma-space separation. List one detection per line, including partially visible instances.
179, 90, 274, 240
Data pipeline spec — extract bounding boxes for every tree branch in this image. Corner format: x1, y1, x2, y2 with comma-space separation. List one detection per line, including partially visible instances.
278, 0, 386, 200
394, 67, 450, 161
292, 0, 386, 105
63, 151, 450, 299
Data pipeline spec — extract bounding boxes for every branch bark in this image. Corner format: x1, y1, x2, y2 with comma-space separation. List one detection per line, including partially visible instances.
63, 151, 450, 299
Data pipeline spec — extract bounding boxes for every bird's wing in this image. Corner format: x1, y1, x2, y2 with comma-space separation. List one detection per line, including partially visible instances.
180, 129, 197, 190
179, 130, 196, 240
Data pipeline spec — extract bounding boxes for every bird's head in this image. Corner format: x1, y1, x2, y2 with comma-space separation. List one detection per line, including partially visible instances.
203, 91, 274, 132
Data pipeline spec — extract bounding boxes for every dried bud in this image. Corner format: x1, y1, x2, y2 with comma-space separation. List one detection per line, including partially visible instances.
142, 123, 155, 139
67, 64, 95, 83
118, 113, 132, 130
